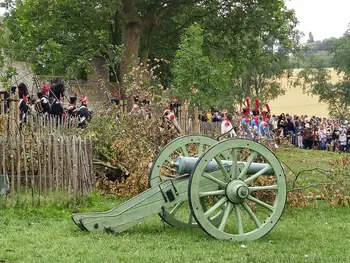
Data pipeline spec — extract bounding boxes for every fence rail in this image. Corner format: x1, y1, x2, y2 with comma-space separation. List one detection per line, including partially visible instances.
0, 135, 94, 208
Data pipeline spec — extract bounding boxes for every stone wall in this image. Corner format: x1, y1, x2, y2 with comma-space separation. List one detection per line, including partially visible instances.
1, 60, 35, 93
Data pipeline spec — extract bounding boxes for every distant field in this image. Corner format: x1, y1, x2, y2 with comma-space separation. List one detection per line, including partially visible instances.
269, 68, 342, 118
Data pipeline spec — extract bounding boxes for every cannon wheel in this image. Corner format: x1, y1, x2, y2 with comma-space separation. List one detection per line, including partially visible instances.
149, 135, 225, 228
188, 138, 286, 241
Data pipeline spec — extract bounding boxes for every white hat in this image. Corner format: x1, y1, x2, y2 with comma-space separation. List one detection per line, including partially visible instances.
305, 123, 310, 128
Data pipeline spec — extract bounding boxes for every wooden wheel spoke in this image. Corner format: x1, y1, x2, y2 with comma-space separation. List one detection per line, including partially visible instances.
244, 165, 272, 184
230, 149, 239, 179
199, 190, 225, 197
218, 202, 233, 231
170, 201, 185, 215
247, 195, 274, 212
234, 204, 244, 235
180, 146, 189, 157
204, 197, 227, 217
238, 151, 258, 180
242, 201, 262, 228
214, 156, 230, 181
203, 172, 227, 187
248, 185, 278, 192
197, 143, 204, 156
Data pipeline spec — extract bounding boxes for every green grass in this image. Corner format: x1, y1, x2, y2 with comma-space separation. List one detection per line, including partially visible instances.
1, 202, 350, 263
276, 147, 341, 186
1, 148, 350, 263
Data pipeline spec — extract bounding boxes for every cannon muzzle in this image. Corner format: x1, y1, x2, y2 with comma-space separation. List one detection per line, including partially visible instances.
174, 156, 273, 175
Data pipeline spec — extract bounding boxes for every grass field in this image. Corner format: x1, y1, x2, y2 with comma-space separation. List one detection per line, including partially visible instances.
1, 148, 350, 263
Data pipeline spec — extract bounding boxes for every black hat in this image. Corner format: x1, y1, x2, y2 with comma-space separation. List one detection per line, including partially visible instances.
18, 83, 28, 96
69, 96, 77, 104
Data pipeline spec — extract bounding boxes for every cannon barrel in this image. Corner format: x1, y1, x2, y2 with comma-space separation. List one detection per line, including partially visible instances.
174, 156, 274, 175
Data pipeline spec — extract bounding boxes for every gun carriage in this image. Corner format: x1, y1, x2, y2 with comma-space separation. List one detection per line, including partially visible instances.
72, 135, 286, 241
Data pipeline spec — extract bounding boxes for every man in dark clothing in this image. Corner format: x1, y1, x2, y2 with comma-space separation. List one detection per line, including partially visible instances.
76, 96, 92, 129
331, 129, 340, 152
170, 97, 181, 118
286, 118, 295, 144
303, 123, 314, 149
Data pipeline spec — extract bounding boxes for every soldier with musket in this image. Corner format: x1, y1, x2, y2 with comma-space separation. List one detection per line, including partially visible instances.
76, 96, 92, 129
35, 84, 51, 115
17, 83, 30, 124
49, 80, 65, 118
67, 92, 78, 117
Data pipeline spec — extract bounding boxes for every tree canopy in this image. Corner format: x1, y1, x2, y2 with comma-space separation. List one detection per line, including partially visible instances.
0, 0, 301, 110
295, 27, 350, 118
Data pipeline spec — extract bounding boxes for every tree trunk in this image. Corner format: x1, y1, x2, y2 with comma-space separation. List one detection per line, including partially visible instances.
140, 27, 153, 65
120, 0, 142, 111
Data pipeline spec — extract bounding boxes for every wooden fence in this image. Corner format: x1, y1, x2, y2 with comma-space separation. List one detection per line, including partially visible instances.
174, 106, 221, 135
0, 135, 94, 208
24, 114, 80, 135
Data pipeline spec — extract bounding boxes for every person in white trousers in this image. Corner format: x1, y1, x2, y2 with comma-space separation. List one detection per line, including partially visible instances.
221, 113, 237, 138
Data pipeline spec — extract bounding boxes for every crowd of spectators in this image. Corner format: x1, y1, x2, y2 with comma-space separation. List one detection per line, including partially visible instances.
199, 108, 349, 152
266, 114, 349, 152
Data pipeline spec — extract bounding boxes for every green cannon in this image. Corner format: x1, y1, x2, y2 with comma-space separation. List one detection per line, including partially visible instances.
72, 135, 286, 241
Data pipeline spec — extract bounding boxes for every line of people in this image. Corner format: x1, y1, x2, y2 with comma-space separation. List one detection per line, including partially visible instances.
0, 80, 93, 129
216, 97, 350, 153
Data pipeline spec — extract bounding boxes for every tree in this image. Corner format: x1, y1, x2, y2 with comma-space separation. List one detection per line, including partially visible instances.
236, 41, 293, 104
3, 0, 300, 110
296, 32, 350, 118
307, 32, 314, 44
2, 0, 120, 78
171, 24, 232, 109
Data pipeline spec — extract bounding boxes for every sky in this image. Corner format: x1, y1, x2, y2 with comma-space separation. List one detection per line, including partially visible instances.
285, 0, 350, 43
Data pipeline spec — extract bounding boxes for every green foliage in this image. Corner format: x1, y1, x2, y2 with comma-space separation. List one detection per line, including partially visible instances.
237, 43, 293, 103
2, 0, 301, 101
296, 32, 350, 118
3, 0, 121, 77
171, 24, 232, 108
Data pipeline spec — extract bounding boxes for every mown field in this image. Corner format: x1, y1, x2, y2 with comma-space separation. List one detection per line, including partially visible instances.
1, 148, 350, 263
270, 68, 342, 118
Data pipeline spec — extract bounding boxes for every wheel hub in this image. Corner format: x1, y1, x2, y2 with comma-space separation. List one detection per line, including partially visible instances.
225, 180, 249, 203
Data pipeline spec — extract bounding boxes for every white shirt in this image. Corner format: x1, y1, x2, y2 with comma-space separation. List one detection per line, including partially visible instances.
221, 120, 237, 137
339, 134, 347, 145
